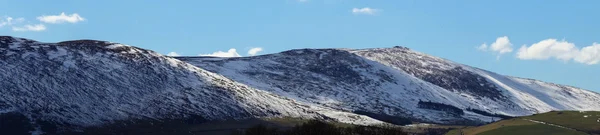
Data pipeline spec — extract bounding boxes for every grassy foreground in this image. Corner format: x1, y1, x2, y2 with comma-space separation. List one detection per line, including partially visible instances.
477, 124, 587, 135
445, 111, 600, 135
523, 111, 600, 134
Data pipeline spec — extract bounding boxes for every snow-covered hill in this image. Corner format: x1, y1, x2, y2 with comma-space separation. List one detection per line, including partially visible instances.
352, 47, 600, 114
178, 46, 600, 125
0, 36, 381, 133
2, 36, 598, 134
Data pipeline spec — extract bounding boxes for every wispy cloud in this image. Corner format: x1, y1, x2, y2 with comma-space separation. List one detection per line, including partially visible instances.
297, 0, 308, 2
37, 12, 85, 24
517, 39, 600, 65
248, 47, 263, 56
0, 16, 24, 28
12, 24, 46, 32
0, 16, 44, 32
200, 48, 242, 57
352, 7, 380, 15
478, 36, 513, 59
166, 52, 180, 56
2, 12, 83, 32
476, 43, 488, 51
0, 17, 9, 28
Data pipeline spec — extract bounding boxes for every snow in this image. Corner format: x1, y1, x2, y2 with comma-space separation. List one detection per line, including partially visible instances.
3, 36, 599, 131
0, 37, 387, 131
47, 47, 68, 59
315, 108, 385, 125
183, 49, 489, 124
9, 42, 22, 49
181, 47, 600, 125
352, 47, 600, 116
5, 51, 16, 56
105, 44, 126, 49
21, 51, 40, 58
404, 123, 434, 127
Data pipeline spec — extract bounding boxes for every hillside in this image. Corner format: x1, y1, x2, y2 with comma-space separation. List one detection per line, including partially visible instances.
0, 36, 379, 134
2, 36, 600, 134
177, 47, 600, 125
445, 111, 600, 135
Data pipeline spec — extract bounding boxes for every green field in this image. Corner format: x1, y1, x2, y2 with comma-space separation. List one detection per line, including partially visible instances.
445, 111, 600, 135
445, 118, 535, 135
524, 111, 600, 134
478, 124, 587, 135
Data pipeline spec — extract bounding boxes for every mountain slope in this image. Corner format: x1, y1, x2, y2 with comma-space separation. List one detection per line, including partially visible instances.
178, 46, 600, 125
352, 47, 600, 114
0, 36, 381, 133
2, 36, 598, 134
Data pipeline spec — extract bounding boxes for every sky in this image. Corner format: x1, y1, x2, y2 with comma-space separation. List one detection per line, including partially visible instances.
0, 0, 599, 92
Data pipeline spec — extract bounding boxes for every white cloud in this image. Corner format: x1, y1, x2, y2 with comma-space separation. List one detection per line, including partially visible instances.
516, 39, 578, 61
199, 48, 265, 57
516, 39, 600, 65
352, 7, 380, 15
12, 24, 46, 32
200, 48, 241, 57
167, 52, 180, 56
248, 47, 263, 56
37, 12, 85, 24
478, 36, 513, 59
490, 36, 513, 54
574, 43, 600, 65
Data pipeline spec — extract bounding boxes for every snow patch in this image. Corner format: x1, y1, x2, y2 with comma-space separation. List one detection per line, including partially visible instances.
47, 47, 68, 59
105, 44, 127, 49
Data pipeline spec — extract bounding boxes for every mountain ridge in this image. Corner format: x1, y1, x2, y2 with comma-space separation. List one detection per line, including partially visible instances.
1, 36, 599, 134
0, 36, 382, 133
174, 47, 596, 93
178, 46, 600, 124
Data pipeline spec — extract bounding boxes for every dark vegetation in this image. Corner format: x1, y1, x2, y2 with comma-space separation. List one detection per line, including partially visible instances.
68, 115, 210, 135
466, 108, 513, 119
418, 101, 464, 116
0, 113, 454, 135
0, 112, 78, 135
240, 120, 408, 135
0, 112, 34, 135
0, 112, 211, 135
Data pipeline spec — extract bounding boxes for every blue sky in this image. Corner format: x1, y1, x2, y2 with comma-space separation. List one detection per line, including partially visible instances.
1, 0, 599, 92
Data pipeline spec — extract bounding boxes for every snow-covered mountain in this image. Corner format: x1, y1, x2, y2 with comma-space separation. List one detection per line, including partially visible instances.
178, 46, 600, 125
2, 36, 599, 134
0, 36, 381, 133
